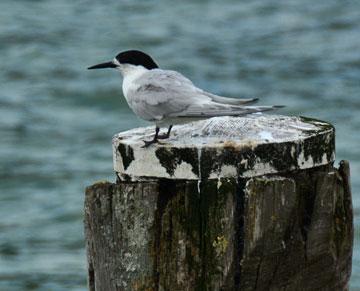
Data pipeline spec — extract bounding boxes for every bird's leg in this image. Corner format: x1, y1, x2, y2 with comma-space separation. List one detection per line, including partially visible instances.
157, 125, 173, 139
142, 126, 161, 148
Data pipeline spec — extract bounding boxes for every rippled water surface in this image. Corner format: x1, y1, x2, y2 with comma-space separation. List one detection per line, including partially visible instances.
1, 0, 359, 290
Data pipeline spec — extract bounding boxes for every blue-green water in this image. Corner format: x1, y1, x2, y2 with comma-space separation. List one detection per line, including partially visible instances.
0, 1, 359, 290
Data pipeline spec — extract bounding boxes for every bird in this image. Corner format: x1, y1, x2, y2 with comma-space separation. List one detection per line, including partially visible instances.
88, 50, 283, 147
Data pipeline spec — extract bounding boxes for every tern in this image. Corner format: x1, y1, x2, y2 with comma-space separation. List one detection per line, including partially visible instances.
88, 50, 283, 147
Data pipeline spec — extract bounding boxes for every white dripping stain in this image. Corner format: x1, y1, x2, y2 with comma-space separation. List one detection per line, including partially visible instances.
217, 178, 222, 189
281, 192, 285, 206
197, 147, 202, 194
253, 201, 262, 244
290, 145, 296, 158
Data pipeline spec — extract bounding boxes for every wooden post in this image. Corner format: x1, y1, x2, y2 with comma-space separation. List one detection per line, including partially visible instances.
84, 115, 353, 291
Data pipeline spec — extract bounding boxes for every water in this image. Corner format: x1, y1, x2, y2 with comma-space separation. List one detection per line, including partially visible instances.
0, 0, 359, 290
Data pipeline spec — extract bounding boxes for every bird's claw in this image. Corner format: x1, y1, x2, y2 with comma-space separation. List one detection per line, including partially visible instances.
142, 139, 164, 148
142, 125, 172, 148
157, 134, 170, 140
142, 140, 156, 148
142, 139, 165, 148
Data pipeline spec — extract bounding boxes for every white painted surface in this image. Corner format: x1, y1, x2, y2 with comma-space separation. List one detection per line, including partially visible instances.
113, 115, 335, 180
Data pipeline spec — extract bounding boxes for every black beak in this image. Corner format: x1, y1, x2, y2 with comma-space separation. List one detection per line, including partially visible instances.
87, 61, 117, 70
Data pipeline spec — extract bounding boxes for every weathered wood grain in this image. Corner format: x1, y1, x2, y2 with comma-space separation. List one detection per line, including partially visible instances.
84, 162, 352, 291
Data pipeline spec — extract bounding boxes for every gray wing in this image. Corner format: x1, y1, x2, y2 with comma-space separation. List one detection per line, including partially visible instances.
129, 69, 278, 121
174, 105, 284, 118
200, 91, 258, 105
138, 69, 258, 104
128, 70, 201, 121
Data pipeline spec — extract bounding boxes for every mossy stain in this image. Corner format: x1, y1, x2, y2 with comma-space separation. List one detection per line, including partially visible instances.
155, 147, 199, 176
118, 143, 135, 170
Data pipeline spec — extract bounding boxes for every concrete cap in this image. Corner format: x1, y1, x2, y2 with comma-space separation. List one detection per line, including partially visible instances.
112, 115, 335, 180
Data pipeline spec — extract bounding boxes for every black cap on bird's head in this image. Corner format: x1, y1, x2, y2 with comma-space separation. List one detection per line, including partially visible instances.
87, 50, 159, 70
115, 50, 158, 69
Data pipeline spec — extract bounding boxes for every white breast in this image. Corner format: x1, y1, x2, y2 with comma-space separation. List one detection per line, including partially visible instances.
121, 65, 148, 101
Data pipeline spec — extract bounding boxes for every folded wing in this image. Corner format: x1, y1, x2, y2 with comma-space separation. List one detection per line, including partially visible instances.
200, 91, 258, 105
128, 69, 281, 121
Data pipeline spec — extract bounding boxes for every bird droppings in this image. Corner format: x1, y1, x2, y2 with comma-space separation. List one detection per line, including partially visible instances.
197, 147, 202, 194
113, 115, 335, 180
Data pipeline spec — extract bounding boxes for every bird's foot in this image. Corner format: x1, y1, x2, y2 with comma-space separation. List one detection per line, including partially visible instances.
142, 138, 163, 148
157, 133, 170, 140
157, 125, 173, 140
142, 125, 172, 147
